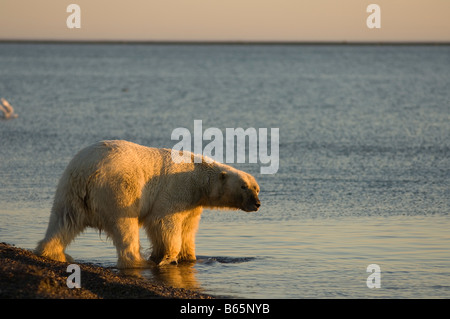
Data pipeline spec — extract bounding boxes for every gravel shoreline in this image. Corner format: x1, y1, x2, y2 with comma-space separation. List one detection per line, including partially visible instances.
0, 242, 214, 299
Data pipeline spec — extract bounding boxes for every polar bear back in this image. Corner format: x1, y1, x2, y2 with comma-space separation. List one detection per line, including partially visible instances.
58, 140, 207, 223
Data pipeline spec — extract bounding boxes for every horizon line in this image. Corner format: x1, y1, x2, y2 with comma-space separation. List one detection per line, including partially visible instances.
1, 39, 450, 46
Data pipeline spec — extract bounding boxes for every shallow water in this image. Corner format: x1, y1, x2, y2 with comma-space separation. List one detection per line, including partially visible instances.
0, 43, 449, 298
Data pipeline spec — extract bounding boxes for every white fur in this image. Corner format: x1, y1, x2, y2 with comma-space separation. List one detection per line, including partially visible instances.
35, 140, 260, 268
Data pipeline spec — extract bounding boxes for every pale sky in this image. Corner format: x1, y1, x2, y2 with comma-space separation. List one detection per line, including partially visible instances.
1, 0, 449, 42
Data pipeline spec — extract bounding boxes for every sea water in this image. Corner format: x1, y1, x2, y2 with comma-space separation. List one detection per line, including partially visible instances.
0, 43, 449, 298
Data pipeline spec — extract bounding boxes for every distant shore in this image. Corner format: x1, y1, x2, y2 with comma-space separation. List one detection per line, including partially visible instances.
0, 242, 214, 299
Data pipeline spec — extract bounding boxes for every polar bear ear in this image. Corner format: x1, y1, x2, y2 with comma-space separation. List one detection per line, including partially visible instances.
219, 171, 227, 181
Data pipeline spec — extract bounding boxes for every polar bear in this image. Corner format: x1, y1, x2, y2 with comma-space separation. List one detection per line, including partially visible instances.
35, 140, 260, 268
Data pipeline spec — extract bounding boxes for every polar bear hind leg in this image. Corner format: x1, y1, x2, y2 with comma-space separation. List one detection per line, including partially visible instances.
103, 216, 147, 269
35, 202, 84, 263
146, 215, 183, 266
179, 208, 202, 262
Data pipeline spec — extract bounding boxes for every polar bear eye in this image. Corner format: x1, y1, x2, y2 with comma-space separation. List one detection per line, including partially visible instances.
241, 185, 248, 190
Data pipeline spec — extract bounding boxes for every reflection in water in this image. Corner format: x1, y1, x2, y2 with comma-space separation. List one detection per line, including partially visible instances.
117, 256, 258, 292
120, 261, 200, 291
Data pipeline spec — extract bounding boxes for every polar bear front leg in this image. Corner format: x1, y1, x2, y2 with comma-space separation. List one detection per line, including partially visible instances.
147, 215, 183, 266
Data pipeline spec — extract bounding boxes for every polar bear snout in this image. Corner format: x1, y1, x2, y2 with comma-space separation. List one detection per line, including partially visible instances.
243, 195, 261, 212
253, 198, 261, 211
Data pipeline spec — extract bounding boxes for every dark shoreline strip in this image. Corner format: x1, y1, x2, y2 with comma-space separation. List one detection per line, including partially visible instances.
0, 242, 214, 299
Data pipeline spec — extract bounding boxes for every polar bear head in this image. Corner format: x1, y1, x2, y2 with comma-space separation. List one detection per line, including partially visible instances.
204, 163, 261, 212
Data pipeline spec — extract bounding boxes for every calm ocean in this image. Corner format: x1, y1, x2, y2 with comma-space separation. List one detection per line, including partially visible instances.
0, 43, 449, 298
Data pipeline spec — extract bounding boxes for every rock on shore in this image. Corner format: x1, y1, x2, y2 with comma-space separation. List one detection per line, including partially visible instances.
0, 242, 214, 299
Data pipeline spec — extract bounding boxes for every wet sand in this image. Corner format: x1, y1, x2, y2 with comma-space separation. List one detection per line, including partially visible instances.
0, 242, 214, 299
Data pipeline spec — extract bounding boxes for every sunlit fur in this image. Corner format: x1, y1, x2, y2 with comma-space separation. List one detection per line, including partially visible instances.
35, 140, 260, 268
